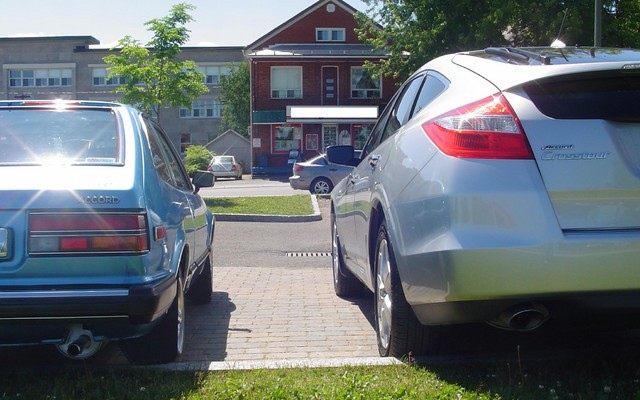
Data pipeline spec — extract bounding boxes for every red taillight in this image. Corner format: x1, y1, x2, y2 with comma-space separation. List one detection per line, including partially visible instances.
29, 212, 149, 255
421, 94, 533, 159
294, 164, 304, 173
231, 165, 237, 171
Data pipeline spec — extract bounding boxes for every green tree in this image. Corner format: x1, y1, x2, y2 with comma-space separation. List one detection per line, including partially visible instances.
102, 3, 208, 120
183, 145, 213, 176
355, 0, 640, 82
218, 62, 250, 136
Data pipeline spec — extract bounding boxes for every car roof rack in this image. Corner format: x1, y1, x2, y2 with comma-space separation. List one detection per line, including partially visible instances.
485, 47, 551, 65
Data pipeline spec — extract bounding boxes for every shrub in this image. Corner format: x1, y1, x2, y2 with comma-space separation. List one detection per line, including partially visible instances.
184, 145, 213, 176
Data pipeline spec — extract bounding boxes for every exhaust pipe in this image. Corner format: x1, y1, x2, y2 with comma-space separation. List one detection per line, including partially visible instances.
56, 324, 104, 360
488, 302, 549, 331
66, 335, 91, 357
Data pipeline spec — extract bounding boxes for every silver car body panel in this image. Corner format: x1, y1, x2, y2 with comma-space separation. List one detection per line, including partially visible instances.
332, 48, 640, 326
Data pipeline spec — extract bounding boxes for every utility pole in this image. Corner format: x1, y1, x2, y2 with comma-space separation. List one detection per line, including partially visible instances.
594, 0, 602, 46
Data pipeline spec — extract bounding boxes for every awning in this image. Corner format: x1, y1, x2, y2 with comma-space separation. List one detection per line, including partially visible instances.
286, 106, 378, 124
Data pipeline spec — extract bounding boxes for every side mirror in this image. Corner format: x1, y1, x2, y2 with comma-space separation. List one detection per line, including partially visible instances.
192, 170, 215, 189
326, 145, 355, 165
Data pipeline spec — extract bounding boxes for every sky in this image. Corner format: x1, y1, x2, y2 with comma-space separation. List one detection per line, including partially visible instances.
0, 0, 370, 48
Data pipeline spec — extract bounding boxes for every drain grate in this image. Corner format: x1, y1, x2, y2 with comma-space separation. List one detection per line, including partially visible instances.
285, 252, 331, 257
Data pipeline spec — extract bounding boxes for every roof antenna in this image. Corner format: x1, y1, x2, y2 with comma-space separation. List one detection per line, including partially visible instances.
551, 8, 569, 48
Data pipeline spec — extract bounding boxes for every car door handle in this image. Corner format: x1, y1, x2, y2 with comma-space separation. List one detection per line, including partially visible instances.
369, 154, 381, 168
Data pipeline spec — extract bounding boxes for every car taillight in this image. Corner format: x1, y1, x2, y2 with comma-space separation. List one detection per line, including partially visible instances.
294, 164, 304, 173
421, 94, 533, 159
29, 212, 149, 255
231, 165, 237, 171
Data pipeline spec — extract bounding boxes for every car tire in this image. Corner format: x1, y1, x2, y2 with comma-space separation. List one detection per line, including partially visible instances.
310, 177, 333, 194
186, 252, 213, 304
332, 211, 364, 298
374, 220, 440, 358
120, 275, 185, 365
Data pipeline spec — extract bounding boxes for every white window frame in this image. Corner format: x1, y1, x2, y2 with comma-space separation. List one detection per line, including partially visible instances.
351, 67, 382, 99
92, 67, 128, 86
196, 64, 232, 86
316, 28, 346, 42
8, 68, 72, 88
271, 66, 303, 99
179, 99, 222, 119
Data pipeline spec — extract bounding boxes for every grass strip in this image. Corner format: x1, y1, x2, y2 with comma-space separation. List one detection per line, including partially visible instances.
204, 195, 313, 216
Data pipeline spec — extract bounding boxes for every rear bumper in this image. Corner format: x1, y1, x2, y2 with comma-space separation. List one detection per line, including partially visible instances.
289, 176, 308, 190
0, 273, 176, 345
389, 157, 640, 327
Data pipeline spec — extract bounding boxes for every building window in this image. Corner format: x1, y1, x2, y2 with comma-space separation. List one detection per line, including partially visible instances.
272, 124, 301, 153
322, 125, 338, 150
351, 67, 381, 99
180, 133, 191, 153
353, 124, 373, 150
197, 65, 231, 85
316, 28, 345, 42
9, 68, 72, 87
92, 68, 129, 86
179, 99, 222, 118
271, 67, 302, 99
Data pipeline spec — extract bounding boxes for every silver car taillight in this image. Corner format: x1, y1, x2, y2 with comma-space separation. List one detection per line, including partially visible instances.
422, 94, 533, 159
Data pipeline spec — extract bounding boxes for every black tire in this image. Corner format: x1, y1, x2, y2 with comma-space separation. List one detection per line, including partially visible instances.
121, 276, 185, 365
374, 221, 440, 358
332, 211, 364, 298
186, 252, 213, 304
309, 177, 333, 194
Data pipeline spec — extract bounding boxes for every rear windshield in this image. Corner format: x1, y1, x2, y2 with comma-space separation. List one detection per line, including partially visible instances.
214, 156, 234, 164
523, 73, 640, 121
0, 108, 120, 165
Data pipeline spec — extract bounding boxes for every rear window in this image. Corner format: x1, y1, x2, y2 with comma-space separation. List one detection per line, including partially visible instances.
523, 73, 640, 121
214, 156, 234, 163
0, 108, 120, 165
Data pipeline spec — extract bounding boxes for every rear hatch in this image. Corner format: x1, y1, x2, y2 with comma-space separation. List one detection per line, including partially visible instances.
514, 69, 640, 230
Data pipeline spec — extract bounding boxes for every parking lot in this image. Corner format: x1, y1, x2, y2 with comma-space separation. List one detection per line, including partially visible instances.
0, 180, 392, 370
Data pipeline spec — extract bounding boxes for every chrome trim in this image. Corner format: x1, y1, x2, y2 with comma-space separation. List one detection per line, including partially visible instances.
0, 289, 128, 299
0, 228, 8, 258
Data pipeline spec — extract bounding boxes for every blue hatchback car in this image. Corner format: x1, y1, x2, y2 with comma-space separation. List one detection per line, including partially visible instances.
0, 100, 215, 364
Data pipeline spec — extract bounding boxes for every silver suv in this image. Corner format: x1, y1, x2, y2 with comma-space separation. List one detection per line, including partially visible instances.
330, 47, 640, 358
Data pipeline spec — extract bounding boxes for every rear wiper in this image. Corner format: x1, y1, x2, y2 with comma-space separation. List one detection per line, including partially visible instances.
485, 47, 551, 65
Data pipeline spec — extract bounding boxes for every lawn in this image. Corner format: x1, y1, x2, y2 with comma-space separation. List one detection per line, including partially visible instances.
204, 194, 314, 216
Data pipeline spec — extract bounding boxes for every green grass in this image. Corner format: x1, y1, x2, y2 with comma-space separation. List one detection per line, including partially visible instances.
3, 357, 640, 399
205, 195, 314, 216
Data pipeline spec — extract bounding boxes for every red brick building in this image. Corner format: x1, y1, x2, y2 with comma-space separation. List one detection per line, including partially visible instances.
244, 0, 396, 174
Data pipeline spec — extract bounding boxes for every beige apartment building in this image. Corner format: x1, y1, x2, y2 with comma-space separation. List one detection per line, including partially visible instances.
0, 36, 245, 153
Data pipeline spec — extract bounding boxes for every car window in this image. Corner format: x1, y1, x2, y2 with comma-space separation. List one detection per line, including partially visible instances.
412, 72, 448, 118
379, 74, 426, 144
362, 91, 399, 157
0, 108, 119, 165
145, 119, 191, 190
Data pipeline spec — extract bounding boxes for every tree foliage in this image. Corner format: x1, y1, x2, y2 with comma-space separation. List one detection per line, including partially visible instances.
218, 62, 251, 136
102, 3, 208, 119
183, 145, 213, 176
356, 0, 640, 81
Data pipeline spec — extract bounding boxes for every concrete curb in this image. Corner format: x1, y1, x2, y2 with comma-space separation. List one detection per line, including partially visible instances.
157, 357, 402, 371
214, 195, 322, 222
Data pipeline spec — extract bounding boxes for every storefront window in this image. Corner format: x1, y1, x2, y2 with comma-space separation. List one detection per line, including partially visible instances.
353, 124, 373, 150
322, 125, 338, 150
272, 124, 301, 153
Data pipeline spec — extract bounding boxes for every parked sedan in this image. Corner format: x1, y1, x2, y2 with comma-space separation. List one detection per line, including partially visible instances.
0, 100, 215, 365
208, 155, 242, 180
289, 149, 360, 194
330, 47, 640, 358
